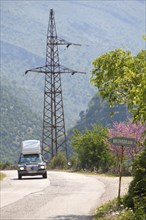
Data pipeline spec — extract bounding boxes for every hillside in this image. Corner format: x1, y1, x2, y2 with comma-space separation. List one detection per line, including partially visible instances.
1, 0, 145, 127
67, 93, 129, 134
0, 80, 42, 163
1, 0, 145, 161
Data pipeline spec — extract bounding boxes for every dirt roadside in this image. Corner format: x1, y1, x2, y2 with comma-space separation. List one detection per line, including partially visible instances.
94, 175, 132, 206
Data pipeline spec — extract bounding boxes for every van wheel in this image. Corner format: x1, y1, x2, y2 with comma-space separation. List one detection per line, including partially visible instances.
43, 172, 47, 179
18, 174, 22, 180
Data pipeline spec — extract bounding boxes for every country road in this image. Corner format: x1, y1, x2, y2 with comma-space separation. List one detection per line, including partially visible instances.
0, 170, 132, 220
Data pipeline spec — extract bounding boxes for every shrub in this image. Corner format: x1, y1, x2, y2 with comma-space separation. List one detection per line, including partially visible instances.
48, 152, 67, 169
0, 172, 6, 181
71, 125, 114, 172
0, 161, 16, 170
124, 148, 146, 218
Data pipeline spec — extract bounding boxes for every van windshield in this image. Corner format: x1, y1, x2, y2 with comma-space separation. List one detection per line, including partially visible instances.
19, 154, 41, 163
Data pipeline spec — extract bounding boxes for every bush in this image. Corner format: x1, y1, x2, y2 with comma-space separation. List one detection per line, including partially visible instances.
124, 148, 146, 219
116, 209, 135, 220
0, 172, 6, 181
69, 154, 81, 170
95, 199, 136, 220
48, 152, 67, 169
71, 125, 114, 172
0, 161, 16, 170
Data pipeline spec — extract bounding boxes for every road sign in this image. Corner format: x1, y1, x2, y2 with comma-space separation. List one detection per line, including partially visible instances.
109, 136, 136, 206
109, 137, 135, 147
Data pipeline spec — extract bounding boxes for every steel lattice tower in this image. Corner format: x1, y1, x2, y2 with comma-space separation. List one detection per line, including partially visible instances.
25, 9, 85, 160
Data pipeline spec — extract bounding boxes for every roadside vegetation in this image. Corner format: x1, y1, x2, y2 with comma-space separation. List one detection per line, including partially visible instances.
95, 198, 135, 220
90, 44, 146, 219
70, 120, 145, 175
0, 172, 6, 181
0, 162, 16, 170
95, 148, 146, 220
48, 152, 68, 170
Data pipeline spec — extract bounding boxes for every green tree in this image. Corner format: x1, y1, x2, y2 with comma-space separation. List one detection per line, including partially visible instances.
90, 48, 146, 123
71, 125, 113, 172
124, 148, 146, 219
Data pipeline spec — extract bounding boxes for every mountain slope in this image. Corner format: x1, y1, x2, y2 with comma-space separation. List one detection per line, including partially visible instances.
0, 80, 42, 163
1, 1, 145, 129
75, 93, 129, 129
1, 1, 145, 161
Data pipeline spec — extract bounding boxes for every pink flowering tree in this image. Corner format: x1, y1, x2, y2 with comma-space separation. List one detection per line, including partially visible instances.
108, 120, 146, 161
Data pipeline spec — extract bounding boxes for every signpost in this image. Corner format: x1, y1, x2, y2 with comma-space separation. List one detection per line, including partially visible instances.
109, 137, 135, 147
109, 137, 135, 206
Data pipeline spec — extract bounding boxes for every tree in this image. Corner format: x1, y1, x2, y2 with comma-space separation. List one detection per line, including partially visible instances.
109, 120, 146, 160
71, 125, 113, 172
90, 48, 146, 123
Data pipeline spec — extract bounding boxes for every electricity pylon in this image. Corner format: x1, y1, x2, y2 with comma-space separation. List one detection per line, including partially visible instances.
25, 9, 85, 161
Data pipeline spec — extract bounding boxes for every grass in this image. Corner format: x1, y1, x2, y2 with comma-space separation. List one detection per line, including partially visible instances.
0, 172, 6, 181
74, 169, 117, 177
95, 199, 117, 220
94, 198, 135, 220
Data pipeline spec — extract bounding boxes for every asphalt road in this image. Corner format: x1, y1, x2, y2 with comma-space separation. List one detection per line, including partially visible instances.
0, 170, 132, 220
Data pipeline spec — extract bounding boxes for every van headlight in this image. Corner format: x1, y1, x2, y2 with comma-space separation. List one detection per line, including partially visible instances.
40, 165, 45, 169
19, 166, 25, 170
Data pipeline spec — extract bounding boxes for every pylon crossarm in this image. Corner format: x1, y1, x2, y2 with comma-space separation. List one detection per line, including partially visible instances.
56, 37, 81, 47
59, 65, 86, 75
25, 65, 48, 74
25, 65, 86, 75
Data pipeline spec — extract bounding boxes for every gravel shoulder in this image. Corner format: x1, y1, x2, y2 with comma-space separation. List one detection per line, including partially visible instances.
94, 175, 132, 206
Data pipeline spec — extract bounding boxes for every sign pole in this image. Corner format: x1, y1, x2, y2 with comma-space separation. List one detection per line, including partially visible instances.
117, 145, 124, 206
109, 137, 135, 208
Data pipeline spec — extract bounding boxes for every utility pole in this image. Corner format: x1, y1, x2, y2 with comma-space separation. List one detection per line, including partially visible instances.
25, 9, 85, 161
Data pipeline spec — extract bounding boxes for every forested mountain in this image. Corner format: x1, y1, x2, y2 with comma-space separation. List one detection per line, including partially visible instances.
1, 0, 145, 127
68, 93, 129, 134
1, 80, 42, 163
1, 0, 145, 162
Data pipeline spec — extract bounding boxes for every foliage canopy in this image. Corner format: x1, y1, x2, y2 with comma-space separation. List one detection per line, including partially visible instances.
91, 48, 146, 123
71, 125, 113, 172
